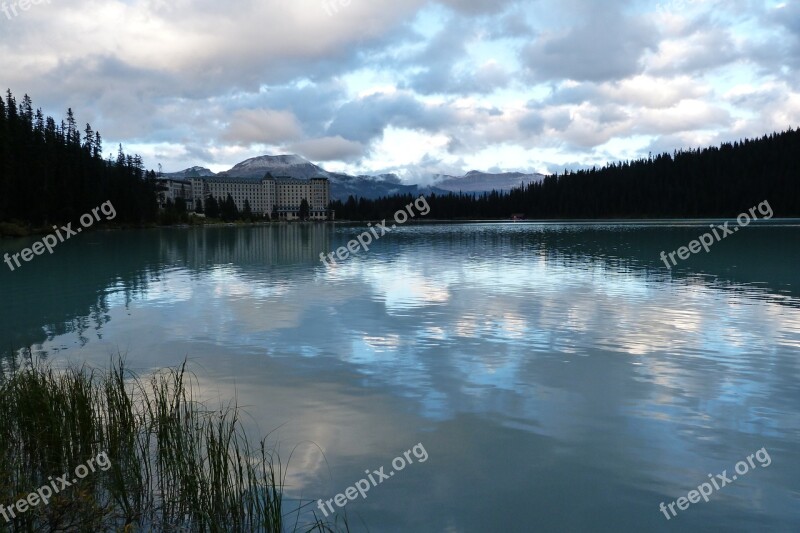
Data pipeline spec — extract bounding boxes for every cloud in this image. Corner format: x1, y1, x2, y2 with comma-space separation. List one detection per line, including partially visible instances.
599, 76, 710, 108
644, 132, 719, 156
436, 0, 519, 15
0, 0, 792, 177
721, 81, 800, 138
770, 2, 800, 39
647, 25, 740, 75
767, 2, 800, 72
408, 60, 512, 95
634, 99, 730, 134
285, 136, 367, 162
518, 95, 730, 150
488, 9, 536, 39
326, 92, 457, 144
0, 0, 426, 99
225, 82, 347, 138
522, 4, 658, 82
401, 15, 513, 95
223, 109, 304, 145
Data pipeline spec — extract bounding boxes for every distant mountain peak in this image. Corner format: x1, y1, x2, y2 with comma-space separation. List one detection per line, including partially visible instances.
170, 154, 545, 200
163, 166, 216, 179
220, 154, 328, 179
433, 169, 545, 193
238, 154, 310, 166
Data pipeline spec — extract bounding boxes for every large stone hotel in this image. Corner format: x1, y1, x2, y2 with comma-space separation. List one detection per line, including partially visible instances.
157, 174, 331, 220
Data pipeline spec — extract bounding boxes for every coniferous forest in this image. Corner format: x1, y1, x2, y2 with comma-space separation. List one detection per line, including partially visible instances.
331, 128, 800, 220
2, 91, 799, 226
0, 91, 158, 230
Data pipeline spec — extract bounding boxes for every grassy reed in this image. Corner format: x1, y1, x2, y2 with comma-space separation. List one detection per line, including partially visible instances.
0, 354, 346, 532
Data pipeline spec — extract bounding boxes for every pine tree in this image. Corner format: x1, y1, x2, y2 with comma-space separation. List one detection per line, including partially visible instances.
0, 92, 159, 227
221, 194, 239, 221
20, 94, 33, 125
93, 131, 102, 159
34, 109, 44, 138
205, 196, 220, 218
242, 199, 253, 221
66, 108, 78, 145
298, 199, 310, 220
83, 123, 94, 154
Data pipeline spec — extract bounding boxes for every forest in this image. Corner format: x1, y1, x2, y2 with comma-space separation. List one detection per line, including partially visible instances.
332, 128, 800, 220
0, 91, 158, 231
3, 91, 799, 226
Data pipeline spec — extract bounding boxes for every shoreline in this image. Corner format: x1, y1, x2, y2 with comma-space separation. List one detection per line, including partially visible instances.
4, 216, 800, 240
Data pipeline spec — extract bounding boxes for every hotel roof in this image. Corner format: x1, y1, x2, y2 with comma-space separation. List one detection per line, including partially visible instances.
193, 176, 328, 183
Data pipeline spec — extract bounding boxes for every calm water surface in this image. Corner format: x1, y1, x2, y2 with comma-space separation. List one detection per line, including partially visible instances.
1, 222, 799, 532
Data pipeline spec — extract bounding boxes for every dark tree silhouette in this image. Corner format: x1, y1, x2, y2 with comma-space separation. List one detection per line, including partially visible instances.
242, 199, 253, 221
330, 129, 800, 220
205, 196, 220, 218
220, 194, 239, 222
3, 91, 798, 227
0, 91, 158, 228
298, 199, 310, 220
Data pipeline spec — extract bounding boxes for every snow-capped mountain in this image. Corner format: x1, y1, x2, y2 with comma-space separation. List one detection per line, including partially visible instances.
433, 170, 545, 193
166, 155, 544, 200
219, 155, 327, 180
163, 166, 216, 179
327, 172, 423, 200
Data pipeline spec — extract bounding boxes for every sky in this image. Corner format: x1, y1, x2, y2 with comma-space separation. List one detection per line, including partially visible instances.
1, 0, 798, 182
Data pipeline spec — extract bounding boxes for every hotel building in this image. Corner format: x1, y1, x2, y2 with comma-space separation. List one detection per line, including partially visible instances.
156, 178, 194, 210
171, 175, 331, 220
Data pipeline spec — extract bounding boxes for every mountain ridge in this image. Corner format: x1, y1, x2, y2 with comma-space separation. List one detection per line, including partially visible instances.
164, 154, 545, 200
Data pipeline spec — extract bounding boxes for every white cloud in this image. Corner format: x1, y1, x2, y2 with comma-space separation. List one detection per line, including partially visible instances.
285, 136, 366, 162
522, 3, 658, 82
0, 0, 794, 176
599, 76, 711, 108
223, 109, 304, 146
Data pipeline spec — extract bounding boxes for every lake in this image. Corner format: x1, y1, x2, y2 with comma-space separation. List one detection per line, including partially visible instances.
1, 222, 799, 532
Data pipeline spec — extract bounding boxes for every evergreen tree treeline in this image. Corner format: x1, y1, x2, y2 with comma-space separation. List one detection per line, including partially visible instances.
3, 89, 798, 225
0, 91, 158, 227
332, 128, 800, 220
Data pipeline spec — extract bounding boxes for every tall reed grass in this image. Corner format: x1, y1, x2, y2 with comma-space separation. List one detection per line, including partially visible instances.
0, 354, 347, 532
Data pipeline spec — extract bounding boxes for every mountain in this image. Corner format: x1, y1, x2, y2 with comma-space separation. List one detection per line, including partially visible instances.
215, 155, 423, 199
219, 155, 325, 180
326, 172, 425, 200
163, 166, 216, 179
434, 170, 545, 193
167, 154, 542, 200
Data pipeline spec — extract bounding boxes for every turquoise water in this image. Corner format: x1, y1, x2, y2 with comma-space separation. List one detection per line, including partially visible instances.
1, 222, 799, 532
